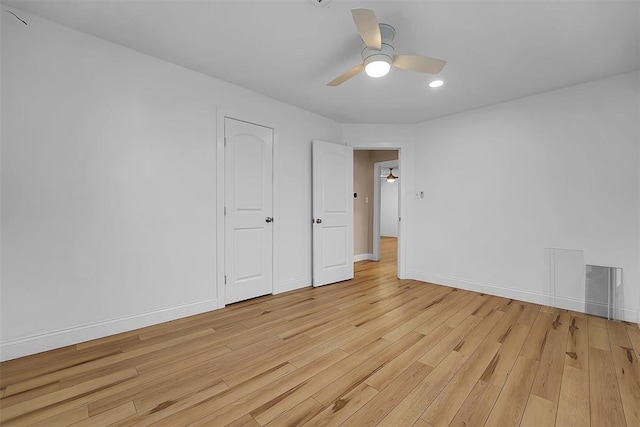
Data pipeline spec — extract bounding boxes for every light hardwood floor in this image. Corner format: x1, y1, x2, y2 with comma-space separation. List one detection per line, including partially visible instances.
1, 237, 639, 426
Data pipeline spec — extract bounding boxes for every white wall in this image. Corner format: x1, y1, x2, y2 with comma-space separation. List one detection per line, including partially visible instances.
0, 10, 341, 360
380, 177, 399, 237
2, 9, 638, 363
408, 72, 640, 322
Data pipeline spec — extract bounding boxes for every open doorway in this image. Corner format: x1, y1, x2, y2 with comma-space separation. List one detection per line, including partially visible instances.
353, 149, 399, 275
374, 159, 399, 262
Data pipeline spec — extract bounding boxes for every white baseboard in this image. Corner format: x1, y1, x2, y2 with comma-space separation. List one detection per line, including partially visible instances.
0, 298, 219, 362
407, 270, 638, 323
276, 276, 312, 294
354, 253, 375, 262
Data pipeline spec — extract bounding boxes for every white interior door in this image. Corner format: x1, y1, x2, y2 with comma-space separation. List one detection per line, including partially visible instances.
225, 118, 273, 304
312, 140, 354, 287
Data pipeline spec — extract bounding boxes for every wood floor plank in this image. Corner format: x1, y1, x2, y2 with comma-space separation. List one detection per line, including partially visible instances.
0, 381, 60, 408
443, 294, 490, 327
448, 379, 501, 427
413, 291, 477, 336
313, 332, 424, 407
452, 309, 504, 356
365, 324, 446, 391
28, 405, 89, 427
589, 347, 627, 426
3, 328, 216, 398
302, 384, 378, 427
474, 295, 509, 317
556, 365, 590, 427
484, 300, 526, 343
418, 315, 483, 367
86, 334, 307, 416
184, 346, 356, 426
1, 237, 636, 427
377, 351, 468, 426
0, 368, 137, 424
607, 321, 640, 426
380, 289, 453, 342
565, 315, 589, 371
421, 341, 501, 426
420, 341, 501, 426
75, 331, 141, 350
70, 401, 137, 426
0, 346, 124, 389
531, 327, 568, 403
520, 311, 554, 361
626, 323, 640, 357
287, 310, 406, 368
265, 397, 325, 427
226, 413, 261, 427
222, 334, 327, 388
133, 373, 227, 413
588, 316, 611, 351
484, 356, 539, 427
520, 394, 557, 427
338, 310, 424, 354
116, 360, 298, 426
516, 303, 542, 326
133, 341, 232, 374
481, 323, 530, 388
341, 361, 432, 426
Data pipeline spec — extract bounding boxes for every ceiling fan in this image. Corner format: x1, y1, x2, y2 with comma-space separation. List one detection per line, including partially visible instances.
328, 8, 446, 86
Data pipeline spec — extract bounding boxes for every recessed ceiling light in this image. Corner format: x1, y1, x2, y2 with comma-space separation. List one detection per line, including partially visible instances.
429, 80, 444, 88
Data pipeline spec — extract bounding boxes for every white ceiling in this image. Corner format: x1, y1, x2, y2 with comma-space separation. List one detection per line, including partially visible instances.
4, 0, 639, 124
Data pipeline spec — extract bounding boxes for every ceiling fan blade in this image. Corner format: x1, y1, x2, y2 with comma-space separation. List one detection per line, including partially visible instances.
351, 8, 382, 50
392, 55, 446, 74
327, 64, 364, 86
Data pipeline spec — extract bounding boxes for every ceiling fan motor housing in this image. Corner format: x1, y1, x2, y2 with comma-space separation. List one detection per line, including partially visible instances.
361, 23, 396, 67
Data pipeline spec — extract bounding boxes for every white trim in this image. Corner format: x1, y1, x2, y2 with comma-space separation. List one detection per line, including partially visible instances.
272, 126, 282, 295
216, 110, 225, 308
407, 269, 638, 323
0, 298, 218, 362
354, 253, 376, 262
277, 276, 312, 294
217, 110, 281, 306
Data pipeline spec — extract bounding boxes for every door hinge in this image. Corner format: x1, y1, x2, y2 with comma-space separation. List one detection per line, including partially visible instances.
224, 275, 227, 284
399, 217, 401, 222
224, 206, 227, 216
224, 137, 227, 147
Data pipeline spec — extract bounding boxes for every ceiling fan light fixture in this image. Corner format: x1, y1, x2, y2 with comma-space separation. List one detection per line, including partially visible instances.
429, 79, 444, 88
386, 168, 398, 182
365, 59, 391, 78
327, 9, 446, 86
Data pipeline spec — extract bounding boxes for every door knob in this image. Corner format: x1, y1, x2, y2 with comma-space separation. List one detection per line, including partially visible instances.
315, 218, 322, 224
265, 217, 273, 223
